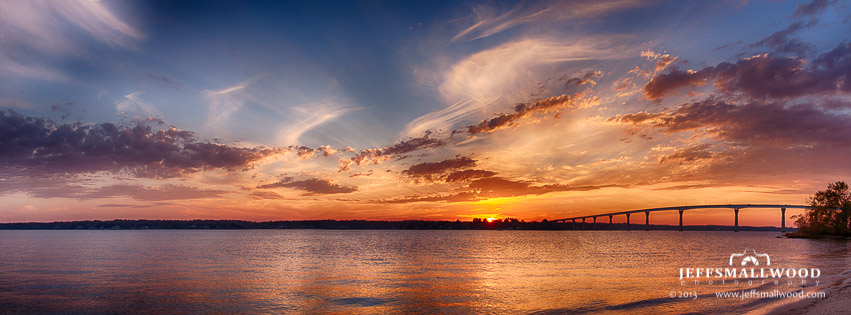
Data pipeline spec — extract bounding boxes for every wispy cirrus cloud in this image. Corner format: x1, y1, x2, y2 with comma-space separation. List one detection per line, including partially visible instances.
277, 104, 363, 145
404, 98, 496, 139
199, 74, 361, 147
0, 0, 142, 85
406, 38, 623, 137
0, 0, 142, 52
203, 80, 252, 134
0, 59, 71, 82
115, 91, 161, 116
451, 0, 645, 42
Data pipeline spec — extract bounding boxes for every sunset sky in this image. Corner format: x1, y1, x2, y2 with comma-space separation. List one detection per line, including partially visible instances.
1, 0, 849, 225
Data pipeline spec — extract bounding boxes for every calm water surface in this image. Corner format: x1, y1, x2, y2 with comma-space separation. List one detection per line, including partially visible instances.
1, 230, 849, 314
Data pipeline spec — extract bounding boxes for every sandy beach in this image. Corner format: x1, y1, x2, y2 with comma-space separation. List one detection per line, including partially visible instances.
766, 271, 851, 315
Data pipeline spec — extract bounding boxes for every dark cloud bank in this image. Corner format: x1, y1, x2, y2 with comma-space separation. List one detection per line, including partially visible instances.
339, 132, 445, 171
644, 42, 851, 100
0, 110, 278, 179
258, 177, 357, 195
385, 155, 611, 203
611, 31, 851, 185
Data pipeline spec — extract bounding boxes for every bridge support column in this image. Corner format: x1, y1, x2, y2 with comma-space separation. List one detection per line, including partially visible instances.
592, 217, 597, 230
571, 219, 576, 230
645, 211, 650, 231
734, 208, 739, 232
582, 217, 586, 230
678, 210, 684, 231
608, 215, 613, 230
626, 213, 631, 231
781, 207, 786, 233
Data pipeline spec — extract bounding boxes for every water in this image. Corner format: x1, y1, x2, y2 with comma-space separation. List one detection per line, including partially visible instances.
0, 230, 849, 314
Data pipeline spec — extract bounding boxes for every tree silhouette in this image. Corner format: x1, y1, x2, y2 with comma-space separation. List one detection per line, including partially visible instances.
794, 181, 851, 236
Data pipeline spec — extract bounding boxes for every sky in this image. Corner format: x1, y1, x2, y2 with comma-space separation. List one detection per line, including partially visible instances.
1, 0, 849, 225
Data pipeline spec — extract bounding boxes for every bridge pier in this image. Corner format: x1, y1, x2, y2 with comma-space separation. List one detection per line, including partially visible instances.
645, 211, 650, 231
608, 215, 613, 230
626, 213, 631, 231
734, 208, 739, 232
552, 204, 807, 234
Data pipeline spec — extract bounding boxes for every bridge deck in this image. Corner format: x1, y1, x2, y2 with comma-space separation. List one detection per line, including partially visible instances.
553, 204, 809, 222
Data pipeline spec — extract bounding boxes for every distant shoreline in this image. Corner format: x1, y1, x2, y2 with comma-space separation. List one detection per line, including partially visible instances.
0, 219, 794, 231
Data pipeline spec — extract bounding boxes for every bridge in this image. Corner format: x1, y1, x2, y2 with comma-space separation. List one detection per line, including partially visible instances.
552, 204, 810, 232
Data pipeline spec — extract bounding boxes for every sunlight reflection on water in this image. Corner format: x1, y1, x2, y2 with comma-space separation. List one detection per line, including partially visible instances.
0, 230, 848, 314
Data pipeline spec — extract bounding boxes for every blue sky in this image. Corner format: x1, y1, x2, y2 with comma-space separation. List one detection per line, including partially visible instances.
7, 0, 843, 147
1, 0, 849, 222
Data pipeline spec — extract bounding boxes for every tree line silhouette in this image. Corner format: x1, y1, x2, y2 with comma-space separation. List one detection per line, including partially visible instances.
793, 181, 851, 237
